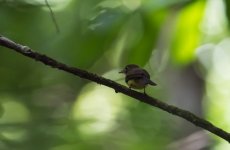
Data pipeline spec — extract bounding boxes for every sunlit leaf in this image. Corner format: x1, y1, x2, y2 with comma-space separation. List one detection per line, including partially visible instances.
171, 0, 206, 66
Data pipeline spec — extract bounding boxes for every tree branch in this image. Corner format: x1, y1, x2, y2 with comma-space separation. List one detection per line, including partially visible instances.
0, 35, 230, 143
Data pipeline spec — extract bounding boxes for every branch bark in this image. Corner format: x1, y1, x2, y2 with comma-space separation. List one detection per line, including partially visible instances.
0, 35, 230, 143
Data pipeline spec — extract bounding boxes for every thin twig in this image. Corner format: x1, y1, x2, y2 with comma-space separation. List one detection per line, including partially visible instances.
0, 35, 230, 143
45, 0, 60, 33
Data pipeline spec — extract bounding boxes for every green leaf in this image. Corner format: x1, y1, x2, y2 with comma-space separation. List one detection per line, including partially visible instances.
121, 9, 167, 66
224, 0, 230, 29
171, 0, 206, 66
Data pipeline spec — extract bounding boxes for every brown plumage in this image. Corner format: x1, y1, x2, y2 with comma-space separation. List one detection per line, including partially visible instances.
119, 64, 157, 93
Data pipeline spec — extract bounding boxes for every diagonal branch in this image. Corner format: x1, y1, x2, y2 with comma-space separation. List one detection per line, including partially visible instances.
0, 35, 230, 142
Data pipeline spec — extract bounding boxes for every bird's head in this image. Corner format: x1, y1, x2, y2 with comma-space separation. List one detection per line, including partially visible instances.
119, 64, 140, 74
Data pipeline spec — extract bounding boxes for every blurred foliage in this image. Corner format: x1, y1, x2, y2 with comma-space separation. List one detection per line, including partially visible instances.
0, 0, 230, 149
171, 0, 205, 66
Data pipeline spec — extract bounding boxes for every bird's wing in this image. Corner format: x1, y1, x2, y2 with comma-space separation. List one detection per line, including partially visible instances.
125, 68, 142, 82
142, 69, 156, 85
125, 73, 143, 83
142, 69, 150, 79
125, 68, 157, 86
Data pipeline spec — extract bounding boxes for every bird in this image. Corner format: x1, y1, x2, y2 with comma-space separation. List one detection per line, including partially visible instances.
119, 64, 157, 94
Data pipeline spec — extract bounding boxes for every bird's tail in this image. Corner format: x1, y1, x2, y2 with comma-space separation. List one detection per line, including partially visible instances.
148, 79, 157, 86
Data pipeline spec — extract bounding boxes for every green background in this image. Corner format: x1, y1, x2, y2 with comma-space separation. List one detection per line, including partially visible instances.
0, 0, 230, 149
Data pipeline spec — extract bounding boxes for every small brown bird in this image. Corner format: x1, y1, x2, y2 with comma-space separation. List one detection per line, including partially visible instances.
119, 64, 157, 94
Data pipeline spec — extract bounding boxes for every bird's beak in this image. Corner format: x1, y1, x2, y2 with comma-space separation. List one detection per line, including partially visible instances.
119, 69, 125, 74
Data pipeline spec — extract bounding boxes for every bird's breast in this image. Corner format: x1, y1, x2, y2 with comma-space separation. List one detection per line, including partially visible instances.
127, 79, 146, 89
